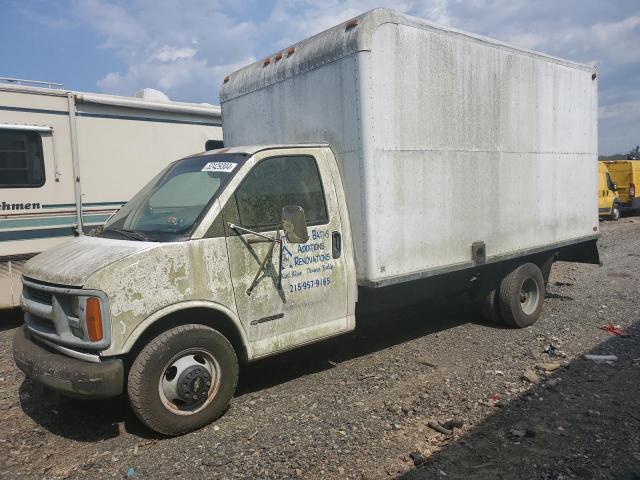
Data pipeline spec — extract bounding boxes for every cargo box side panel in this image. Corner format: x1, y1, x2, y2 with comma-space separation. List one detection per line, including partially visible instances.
364, 22, 598, 283
222, 55, 369, 274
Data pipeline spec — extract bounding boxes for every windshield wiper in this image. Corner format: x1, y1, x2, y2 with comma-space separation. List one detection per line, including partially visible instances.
104, 228, 150, 242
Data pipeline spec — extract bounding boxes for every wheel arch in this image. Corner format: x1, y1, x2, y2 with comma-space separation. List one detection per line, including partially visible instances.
122, 301, 252, 364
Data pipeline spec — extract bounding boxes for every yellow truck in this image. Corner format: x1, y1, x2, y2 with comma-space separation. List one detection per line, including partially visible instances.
598, 162, 622, 221
599, 162, 621, 220
605, 159, 640, 214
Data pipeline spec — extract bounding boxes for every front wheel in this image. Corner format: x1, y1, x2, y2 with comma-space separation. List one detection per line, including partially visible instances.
498, 263, 545, 328
127, 324, 238, 436
611, 204, 621, 221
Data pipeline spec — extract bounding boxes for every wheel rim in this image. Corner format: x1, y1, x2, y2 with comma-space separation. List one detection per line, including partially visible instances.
158, 349, 221, 416
519, 277, 540, 315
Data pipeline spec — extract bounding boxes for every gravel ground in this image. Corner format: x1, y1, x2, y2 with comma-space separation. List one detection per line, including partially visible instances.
0, 219, 639, 479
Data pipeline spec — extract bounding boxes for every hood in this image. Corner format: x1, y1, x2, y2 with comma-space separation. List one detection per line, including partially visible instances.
23, 236, 158, 287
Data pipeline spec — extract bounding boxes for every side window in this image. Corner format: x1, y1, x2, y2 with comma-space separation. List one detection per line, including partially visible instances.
235, 155, 328, 230
0, 129, 45, 188
606, 173, 616, 192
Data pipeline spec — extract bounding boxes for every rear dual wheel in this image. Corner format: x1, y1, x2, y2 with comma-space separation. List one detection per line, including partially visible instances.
480, 289, 503, 324
498, 263, 545, 328
480, 263, 545, 328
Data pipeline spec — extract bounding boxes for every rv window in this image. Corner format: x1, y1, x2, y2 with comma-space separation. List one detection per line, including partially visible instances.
235, 155, 328, 231
0, 129, 45, 188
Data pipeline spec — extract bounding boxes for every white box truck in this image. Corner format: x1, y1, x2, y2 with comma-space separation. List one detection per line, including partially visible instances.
0, 79, 223, 308
13, 9, 599, 435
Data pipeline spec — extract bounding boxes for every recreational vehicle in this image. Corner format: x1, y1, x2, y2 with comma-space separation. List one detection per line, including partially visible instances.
0, 79, 222, 308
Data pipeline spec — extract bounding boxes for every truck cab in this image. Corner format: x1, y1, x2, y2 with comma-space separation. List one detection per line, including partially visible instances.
14, 145, 356, 435
598, 162, 621, 221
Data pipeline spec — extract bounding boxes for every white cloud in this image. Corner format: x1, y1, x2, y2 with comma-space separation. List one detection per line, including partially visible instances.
500, 32, 546, 51
599, 99, 640, 121
266, 0, 444, 47
412, 0, 451, 26
74, 0, 258, 102
77, 0, 145, 50
67, 0, 639, 153
501, 15, 640, 71
75, 0, 447, 99
152, 46, 197, 63
97, 56, 253, 102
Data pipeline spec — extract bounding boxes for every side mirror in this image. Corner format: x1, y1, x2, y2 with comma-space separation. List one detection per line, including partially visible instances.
612, 183, 618, 192
282, 205, 308, 243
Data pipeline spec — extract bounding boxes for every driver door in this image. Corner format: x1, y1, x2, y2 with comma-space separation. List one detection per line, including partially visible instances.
223, 152, 349, 358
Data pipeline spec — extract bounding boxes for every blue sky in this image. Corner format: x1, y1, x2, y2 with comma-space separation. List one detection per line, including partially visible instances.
1, 0, 639, 154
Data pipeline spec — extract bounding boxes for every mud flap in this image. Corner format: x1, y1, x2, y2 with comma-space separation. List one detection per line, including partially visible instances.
557, 238, 601, 266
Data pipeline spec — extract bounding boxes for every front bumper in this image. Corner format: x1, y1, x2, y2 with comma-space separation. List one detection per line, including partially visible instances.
13, 326, 123, 399
621, 198, 640, 211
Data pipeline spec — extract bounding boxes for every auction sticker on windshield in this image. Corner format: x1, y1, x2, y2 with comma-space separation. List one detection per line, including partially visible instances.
201, 162, 237, 173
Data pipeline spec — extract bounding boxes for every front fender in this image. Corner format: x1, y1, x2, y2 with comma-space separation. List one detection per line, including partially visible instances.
119, 300, 253, 359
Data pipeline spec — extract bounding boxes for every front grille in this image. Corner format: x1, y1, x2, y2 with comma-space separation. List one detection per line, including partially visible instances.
27, 314, 56, 335
24, 286, 53, 305
21, 277, 111, 350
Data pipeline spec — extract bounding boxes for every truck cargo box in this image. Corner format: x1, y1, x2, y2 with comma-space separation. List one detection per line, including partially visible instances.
221, 8, 598, 286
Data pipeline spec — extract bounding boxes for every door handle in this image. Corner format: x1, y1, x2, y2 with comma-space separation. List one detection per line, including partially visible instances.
332, 231, 342, 259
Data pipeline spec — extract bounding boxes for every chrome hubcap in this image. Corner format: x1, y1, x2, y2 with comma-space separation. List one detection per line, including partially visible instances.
159, 349, 221, 415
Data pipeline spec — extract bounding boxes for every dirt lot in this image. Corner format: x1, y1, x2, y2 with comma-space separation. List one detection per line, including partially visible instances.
1, 220, 639, 479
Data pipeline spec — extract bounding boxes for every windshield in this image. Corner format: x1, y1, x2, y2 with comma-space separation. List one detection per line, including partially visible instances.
101, 153, 246, 241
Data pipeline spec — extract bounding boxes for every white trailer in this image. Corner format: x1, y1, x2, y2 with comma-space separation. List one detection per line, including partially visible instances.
14, 9, 599, 435
0, 79, 222, 308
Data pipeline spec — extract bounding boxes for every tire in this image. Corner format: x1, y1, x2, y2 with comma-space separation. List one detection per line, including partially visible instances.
479, 289, 503, 324
127, 324, 238, 436
498, 263, 545, 328
611, 204, 621, 221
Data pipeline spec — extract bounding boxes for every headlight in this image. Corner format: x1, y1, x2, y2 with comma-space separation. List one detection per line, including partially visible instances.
85, 297, 104, 342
